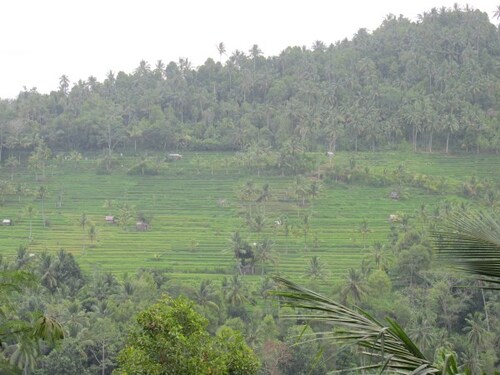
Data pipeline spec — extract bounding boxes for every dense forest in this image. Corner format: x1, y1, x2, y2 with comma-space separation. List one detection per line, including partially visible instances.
0, 6, 499, 157
0, 5, 499, 375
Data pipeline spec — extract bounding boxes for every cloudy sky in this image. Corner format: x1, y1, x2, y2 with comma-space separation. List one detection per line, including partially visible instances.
1, 0, 498, 99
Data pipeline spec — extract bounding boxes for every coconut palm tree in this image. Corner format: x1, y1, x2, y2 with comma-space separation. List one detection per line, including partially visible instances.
37, 186, 47, 228
216, 42, 226, 64
222, 275, 249, 307
24, 204, 36, 241
194, 280, 219, 311
0, 269, 64, 373
340, 268, 367, 305
5, 156, 19, 180
79, 213, 88, 251
255, 239, 276, 275
463, 312, 488, 354
88, 224, 97, 246
493, 5, 500, 20
249, 44, 262, 75
304, 256, 326, 280
39, 252, 58, 291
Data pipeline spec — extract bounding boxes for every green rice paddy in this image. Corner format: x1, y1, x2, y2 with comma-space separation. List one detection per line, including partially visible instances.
0, 151, 498, 286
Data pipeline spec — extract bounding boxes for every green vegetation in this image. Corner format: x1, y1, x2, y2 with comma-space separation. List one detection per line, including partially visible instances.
0, 151, 496, 286
1, 6, 499, 156
0, 149, 497, 373
273, 210, 500, 374
115, 296, 259, 374
0, 4, 499, 374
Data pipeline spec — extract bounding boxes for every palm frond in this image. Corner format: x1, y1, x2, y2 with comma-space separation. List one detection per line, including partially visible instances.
272, 277, 441, 374
32, 314, 64, 343
433, 210, 500, 285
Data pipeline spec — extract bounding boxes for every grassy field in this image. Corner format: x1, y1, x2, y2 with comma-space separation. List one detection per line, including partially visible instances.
0, 151, 497, 287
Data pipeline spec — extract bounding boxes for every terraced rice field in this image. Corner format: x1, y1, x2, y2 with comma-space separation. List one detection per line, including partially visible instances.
0, 151, 497, 287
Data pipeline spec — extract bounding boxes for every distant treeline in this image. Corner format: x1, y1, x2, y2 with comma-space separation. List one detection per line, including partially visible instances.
0, 5, 499, 156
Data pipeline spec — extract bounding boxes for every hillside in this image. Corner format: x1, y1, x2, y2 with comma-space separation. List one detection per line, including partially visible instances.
0, 6, 499, 158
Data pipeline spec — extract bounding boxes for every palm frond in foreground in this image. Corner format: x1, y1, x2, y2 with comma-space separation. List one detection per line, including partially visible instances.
273, 277, 457, 374
433, 210, 500, 285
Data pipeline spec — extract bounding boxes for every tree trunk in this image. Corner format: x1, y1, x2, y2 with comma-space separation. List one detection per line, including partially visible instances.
413, 126, 418, 152
102, 341, 106, 375
446, 132, 450, 154
481, 286, 490, 332
41, 199, 45, 228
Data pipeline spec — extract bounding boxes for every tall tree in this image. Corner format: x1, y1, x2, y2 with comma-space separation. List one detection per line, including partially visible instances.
216, 42, 226, 64
115, 296, 259, 374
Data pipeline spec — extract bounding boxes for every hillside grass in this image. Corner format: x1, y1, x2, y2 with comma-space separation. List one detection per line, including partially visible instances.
0, 151, 497, 288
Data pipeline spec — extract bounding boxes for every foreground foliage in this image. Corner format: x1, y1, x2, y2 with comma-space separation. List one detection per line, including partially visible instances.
434, 210, 500, 285
0, 270, 64, 374
114, 296, 259, 375
273, 210, 500, 374
273, 277, 453, 374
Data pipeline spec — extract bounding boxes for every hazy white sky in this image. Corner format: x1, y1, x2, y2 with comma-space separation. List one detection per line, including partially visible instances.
1, 0, 498, 99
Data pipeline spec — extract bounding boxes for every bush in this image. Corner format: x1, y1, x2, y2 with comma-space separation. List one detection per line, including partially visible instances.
127, 161, 158, 176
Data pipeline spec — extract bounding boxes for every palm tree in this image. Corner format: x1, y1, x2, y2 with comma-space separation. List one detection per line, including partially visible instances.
37, 186, 47, 228
308, 180, 320, 200
463, 312, 488, 353
305, 256, 326, 280
249, 44, 262, 75
9, 339, 38, 375
493, 5, 500, 20
79, 213, 88, 251
340, 268, 367, 305
1, 269, 64, 373
24, 204, 36, 241
58, 74, 70, 95
194, 280, 219, 311
294, 176, 308, 207
358, 219, 371, 248
311, 40, 326, 52
216, 42, 226, 64
39, 252, 58, 291
407, 316, 437, 358
302, 213, 310, 250
14, 245, 32, 270
255, 239, 276, 275
154, 59, 166, 78
223, 275, 248, 307
256, 183, 271, 203
88, 224, 97, 246
5, 156, 19, 180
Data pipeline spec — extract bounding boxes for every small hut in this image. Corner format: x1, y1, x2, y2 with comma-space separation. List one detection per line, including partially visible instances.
388, 214, 401, 223
105, 216, 116, 224
168, 153, 182, 160
136, 222, 149, 231
2, 219, 12, 226
389, 191, 400, 200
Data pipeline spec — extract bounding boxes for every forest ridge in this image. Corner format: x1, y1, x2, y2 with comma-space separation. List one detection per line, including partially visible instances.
0, 6, 499, 156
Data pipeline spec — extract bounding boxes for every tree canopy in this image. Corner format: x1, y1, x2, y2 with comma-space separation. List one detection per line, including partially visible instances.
0, 6, 499, 155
